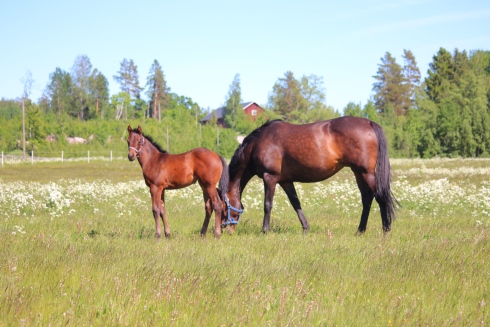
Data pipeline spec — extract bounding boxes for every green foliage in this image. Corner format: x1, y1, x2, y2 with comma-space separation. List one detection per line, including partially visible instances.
268, 72, 334, 123
0, 98, 21, 120
2, 49, 490, 160
343, 102, 363, 117
42, 67, 75, 116
367, 48, 490, 158
223, 74, 242, 131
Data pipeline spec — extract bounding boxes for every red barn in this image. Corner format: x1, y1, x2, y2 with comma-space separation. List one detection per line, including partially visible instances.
200, 101, 263, 127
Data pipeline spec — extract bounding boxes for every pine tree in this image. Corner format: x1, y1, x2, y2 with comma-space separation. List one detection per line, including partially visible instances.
146, 60, 169, 120
402, 49, 421, 108
343, 102, 362, 117
88, 69, 109, 118
268, 71, 305, 119
44, 68, 74, 116
372, 52, 410, 116
113, 59, 142, 99
425, 48, 454, 103
453, 49, 470, 85
300, 74, 326, 111
223, 74, 242, 131
268, 71, 329, 121
71, 55, 93, 120
362, 100, 379, 122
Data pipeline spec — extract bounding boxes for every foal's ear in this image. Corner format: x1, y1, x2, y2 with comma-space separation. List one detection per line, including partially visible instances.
137, 125, 142, 134
127, 125, 132, 133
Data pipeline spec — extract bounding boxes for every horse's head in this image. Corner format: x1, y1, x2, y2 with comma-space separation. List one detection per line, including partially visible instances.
220, 191, 244, 233
127, 125, 144, 161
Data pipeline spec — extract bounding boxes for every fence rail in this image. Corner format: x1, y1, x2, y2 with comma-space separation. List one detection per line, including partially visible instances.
1, 150, 128, 166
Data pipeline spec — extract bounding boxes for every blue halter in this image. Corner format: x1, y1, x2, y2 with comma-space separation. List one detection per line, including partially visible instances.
222, 194, 244, 227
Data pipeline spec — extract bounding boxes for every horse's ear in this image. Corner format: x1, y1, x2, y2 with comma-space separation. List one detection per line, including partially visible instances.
137, 125, 142, 134
128, 125, 132, 133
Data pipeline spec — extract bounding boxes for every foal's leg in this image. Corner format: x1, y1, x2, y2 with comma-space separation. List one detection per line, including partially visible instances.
160, 190, 170, 238
262, 173, 279, 233
208, 186, 223, 238
352, 170, 375, 234
150, 185, 169, 238
199, 191, 213, 237
279, 182, 310, 233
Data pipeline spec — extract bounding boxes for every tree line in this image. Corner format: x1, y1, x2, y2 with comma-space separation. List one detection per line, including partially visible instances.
1, 47, 489, 159
346, 48, 490, 158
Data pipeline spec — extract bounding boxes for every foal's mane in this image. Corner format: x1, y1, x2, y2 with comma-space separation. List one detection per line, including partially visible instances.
228, 119, 282, 179
131, 131, 168, 154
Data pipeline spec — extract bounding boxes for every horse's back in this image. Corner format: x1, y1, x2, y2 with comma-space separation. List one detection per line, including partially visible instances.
250, 116, 379, 181
189, 147, 224, 181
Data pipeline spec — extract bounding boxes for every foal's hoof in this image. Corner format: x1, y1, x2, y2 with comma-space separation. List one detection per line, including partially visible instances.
355, 229, 366, 236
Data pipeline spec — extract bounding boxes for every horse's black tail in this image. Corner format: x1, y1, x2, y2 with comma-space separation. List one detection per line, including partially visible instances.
371, 121, 399, 228
218, 156, 229, 200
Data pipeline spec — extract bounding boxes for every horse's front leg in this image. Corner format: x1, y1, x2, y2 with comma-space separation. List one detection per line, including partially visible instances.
279, 182, 310, 233
262, 173, 279, 233
150, 185, 169, 238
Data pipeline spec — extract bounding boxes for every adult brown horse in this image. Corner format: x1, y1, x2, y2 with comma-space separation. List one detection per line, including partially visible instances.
221, 116, 398, 234
127, 125, 228, 238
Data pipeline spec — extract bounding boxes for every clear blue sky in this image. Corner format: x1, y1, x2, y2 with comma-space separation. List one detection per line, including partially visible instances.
1, 0, 489, 112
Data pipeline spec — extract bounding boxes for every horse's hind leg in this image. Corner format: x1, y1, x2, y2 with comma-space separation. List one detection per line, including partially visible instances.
279, 182, 310, 233
376, 197, 391, 233
160, 191, 170, 238
352, 170, 375, 234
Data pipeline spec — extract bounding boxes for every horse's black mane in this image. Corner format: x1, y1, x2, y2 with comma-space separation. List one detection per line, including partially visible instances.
132, 131, 168, 154
228, 119, 282, 179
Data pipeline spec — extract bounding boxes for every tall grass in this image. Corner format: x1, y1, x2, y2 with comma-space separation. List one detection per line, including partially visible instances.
1, 159, 489, 326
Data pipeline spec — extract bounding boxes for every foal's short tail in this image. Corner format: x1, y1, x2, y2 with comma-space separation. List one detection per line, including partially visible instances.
371, 122, 399, 226
218, 156, 229, 199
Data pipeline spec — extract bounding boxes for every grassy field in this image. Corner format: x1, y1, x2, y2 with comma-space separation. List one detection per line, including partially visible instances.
1, 158, 489, 326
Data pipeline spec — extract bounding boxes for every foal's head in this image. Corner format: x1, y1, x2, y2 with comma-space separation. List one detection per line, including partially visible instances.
127, 125, 144, 161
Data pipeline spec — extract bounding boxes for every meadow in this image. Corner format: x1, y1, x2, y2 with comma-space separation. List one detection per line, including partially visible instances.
1, 158, 489, 326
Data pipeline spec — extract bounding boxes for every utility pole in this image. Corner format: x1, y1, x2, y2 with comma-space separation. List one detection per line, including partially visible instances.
20, 71, 33, 159
22, 99, 26, 158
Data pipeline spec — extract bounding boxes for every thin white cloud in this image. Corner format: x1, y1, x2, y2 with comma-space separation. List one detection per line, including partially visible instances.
359, 9, 490, 35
